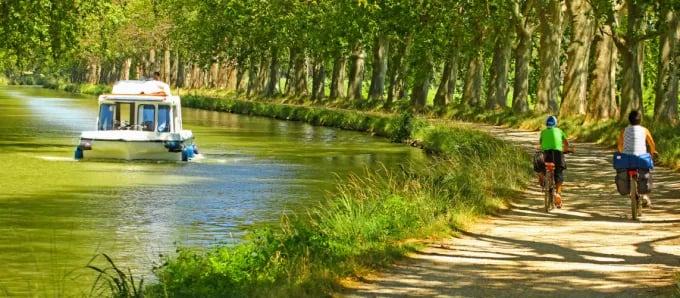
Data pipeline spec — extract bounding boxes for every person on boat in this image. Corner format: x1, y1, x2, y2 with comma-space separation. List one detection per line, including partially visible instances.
141, 71, 169, 95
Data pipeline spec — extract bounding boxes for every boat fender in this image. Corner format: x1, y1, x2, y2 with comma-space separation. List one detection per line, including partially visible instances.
74, 147, 83, 160
181, 150, 188, 161
183, 146, 195, 160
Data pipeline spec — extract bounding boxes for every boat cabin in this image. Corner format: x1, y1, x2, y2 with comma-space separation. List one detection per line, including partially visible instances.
96, 80, 183, 133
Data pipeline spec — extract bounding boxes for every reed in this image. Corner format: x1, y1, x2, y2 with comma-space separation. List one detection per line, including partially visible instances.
87, 253, 144, 298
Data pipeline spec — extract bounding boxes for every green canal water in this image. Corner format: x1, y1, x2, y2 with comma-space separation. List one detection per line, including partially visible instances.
0, 86, 426, 296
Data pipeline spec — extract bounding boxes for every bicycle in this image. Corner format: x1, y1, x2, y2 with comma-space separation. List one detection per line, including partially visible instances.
613, 152, 656, 220
543, 161, 557, 212
627, 168, 642, 220
540, 149, 574, 213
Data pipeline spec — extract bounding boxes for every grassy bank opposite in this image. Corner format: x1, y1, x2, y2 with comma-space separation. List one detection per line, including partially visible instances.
181, 94, 413, 142
181, 88, 680, 171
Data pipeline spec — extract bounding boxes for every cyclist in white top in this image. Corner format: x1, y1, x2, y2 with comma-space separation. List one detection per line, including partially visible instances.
617, 110, 658, 206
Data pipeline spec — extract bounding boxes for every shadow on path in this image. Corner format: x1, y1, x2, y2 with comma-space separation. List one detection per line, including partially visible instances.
340, 124, 680, 298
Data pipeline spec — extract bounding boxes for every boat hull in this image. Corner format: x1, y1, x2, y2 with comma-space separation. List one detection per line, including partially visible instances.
77, 130, 195, 161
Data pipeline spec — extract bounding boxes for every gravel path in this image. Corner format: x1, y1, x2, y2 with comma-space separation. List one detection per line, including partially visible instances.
340, 124, 680, 297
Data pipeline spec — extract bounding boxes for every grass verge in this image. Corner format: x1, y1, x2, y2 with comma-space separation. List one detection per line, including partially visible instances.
138, 95, 531, 296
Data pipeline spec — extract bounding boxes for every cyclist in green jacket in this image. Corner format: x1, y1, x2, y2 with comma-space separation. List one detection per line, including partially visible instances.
538, 115, 570, 208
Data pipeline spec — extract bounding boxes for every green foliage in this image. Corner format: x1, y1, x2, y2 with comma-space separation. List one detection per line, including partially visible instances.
387, 110, 418, 142
44, 82, 111, 95
420, 126, 504, 158
647, 125, 680, 170
150, 228, 289, 297
87, 253, 144, 298
182, 94, 415, 139
0, 0, 106, 73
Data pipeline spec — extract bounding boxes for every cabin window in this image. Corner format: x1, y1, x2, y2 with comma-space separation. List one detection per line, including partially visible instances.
158, 105, 171, 132
98, 104, 114, 130
115, 103, 134, 129
137, 104, 155, 131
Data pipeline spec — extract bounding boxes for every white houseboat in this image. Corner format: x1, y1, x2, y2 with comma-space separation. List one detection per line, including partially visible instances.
75, 80, 198, 161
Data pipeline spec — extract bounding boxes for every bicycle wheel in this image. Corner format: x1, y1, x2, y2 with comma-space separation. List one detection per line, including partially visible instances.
631, 178, 639, 220
544, 170, 553, 212
544, 187, 551, 212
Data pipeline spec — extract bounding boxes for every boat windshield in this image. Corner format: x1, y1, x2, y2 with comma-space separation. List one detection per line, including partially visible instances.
97, 101, 174, 132
138, 104, 155, 131
98, 104, 114, 130
158, 106, 171, 132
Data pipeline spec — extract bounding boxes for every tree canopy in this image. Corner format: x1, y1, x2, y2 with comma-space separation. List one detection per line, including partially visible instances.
1, 0, 678, 123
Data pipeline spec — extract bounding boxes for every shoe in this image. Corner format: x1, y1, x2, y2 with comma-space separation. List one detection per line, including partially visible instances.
555, 193, 562, 208
641, 195, 651, 208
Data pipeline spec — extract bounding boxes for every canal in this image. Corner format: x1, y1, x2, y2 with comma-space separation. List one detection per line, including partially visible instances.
0, 86, 426, 296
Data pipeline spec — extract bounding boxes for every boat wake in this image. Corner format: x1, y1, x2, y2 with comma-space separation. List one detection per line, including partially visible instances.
189, 153, 253, 164
38, 156, 80, 162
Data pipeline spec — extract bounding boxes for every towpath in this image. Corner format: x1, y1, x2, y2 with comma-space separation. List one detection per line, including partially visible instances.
340, 123, 680, 297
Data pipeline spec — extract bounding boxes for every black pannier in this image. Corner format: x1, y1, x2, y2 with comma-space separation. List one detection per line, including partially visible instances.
615, 169, 652, 196
533, 151, 545, 173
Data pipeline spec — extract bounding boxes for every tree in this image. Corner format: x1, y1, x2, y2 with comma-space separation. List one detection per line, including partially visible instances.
606, 0, 660, 119
511, 0, 539, 113
560, 0, 595, 117
461, 1, 490, 108
0, 0, 107, 77
535, 0, 564, 114
486, 1, 515, 110
653, 1, 680, 124
586, 23, 619, 123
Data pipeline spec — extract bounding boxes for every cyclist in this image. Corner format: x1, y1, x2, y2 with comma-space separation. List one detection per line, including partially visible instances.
537, 115, 570, 208
617, 110, 657, 207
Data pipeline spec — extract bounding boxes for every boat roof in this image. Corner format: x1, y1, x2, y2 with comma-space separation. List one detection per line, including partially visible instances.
99, 80, 180, 103
111, 80, 173, 96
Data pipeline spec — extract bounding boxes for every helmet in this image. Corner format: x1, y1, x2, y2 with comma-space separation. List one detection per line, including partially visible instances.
546, 115, 557, 128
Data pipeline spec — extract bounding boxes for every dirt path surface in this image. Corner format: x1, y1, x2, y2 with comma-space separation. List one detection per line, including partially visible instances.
340, 124, 680, 297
